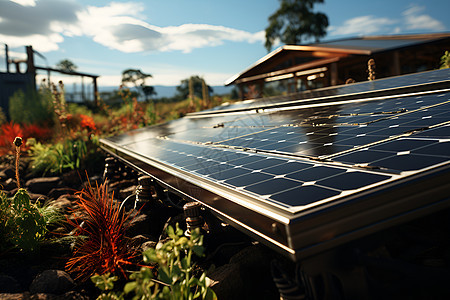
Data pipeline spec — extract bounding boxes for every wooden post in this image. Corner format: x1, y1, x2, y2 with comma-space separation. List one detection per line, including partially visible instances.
81, 76, 85, 101
392, 51, 401, 76
189, 77, 194, 108
93, 76, 98, 107
5, 44, 10, 73
201, 78, 209, 109
330, 62, 338, 86
26, 45, 36, 89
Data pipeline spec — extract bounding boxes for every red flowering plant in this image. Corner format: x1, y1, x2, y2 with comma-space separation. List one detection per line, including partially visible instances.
79, 114, 97, 131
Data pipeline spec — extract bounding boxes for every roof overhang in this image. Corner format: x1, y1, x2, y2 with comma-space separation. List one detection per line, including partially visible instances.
225, 33, 450, 86
233, 57, 340, 85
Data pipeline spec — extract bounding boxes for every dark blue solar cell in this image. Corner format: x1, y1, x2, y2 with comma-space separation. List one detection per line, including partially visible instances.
224, 172, 274, 187
241, 157, 286, 169
168, 156, 204, 165
193, 163, 235, 175
270, 185, 341, 206
412, 125, 450, 138
333, 149, 394, 164
245, 177, 301, 195
208, 167, 249, 180
263, 161, 312, 175
337, 134, 387, 146
411, 141, 450, 157
308, 144, 354, 156
370, 139, 434, 152
317, 171, 391, 190
286, 166, 346, 182
228, 155, 265, 166
372, 153, 449, 171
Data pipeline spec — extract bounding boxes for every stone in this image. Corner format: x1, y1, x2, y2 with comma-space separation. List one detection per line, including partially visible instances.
2, 178, 18, 191
29, 270, 75, 295
208, 244, 279, 299
2, 166, 15, 179
56, 291, 89, 300
27, 193, 48, 204
0, 170, 8, 181
0, 275, 21, 293
0, 292, 30, 300
47, 188, 74, 200
26, 177, 61, 195
50, 195, 77, 212
119, 185, 137, 200
126, 211, 152, 237
59, 170, 82, 189
209, 263, 244, 299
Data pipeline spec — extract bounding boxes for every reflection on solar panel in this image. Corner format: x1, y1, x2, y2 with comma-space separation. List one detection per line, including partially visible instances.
100, 68, 450, 260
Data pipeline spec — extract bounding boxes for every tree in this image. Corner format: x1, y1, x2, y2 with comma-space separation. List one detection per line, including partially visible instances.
121, 69, 156, 101
175, 76, 213, 101
56, 59, 78, 72
265, 0, 329, 52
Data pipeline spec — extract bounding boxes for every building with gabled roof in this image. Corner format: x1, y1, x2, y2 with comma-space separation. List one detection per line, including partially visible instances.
225, 33, 450, 99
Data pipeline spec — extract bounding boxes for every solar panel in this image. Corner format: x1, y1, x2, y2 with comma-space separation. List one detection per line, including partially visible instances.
192, 68, 450, 116
100, 68, 450, 260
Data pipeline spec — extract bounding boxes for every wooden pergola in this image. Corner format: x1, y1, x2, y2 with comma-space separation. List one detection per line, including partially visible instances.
19, 46, 99, 106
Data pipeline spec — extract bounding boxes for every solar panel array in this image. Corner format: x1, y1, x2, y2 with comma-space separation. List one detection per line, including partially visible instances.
193, 68, 450, 116
101, 68, 450, 259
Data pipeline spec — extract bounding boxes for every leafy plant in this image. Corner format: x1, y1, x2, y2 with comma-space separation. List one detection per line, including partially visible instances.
28, 136, 101, 176
0, 191, 12, 253
440, 50, 450, 69
0, 188, 61, 253
66, 179, 139, 281
8, 87, 54, 126
91, 225, 217, 300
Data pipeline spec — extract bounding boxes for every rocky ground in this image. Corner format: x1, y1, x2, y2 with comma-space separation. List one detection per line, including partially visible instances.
0, 156, 283, 300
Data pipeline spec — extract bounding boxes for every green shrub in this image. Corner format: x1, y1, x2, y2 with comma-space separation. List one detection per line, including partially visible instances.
28, 140, 79, 175
0, 189, 61, 253
28, 136, 102, 176
440, 50, 450, 69
9, 88, 55, 125
92, 225, 217, 300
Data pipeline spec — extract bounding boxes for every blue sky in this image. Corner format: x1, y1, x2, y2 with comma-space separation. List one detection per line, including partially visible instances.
0, 0, 448, 88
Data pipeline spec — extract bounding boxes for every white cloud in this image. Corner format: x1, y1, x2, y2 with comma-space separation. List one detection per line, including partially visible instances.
9, 0, 36, 6
0, 0, 263, 54
77, 2, 264, 53
329, 5, 446, 38
329, 15, 397, 36
0, 0, 81, 52
402, 5, 445, 31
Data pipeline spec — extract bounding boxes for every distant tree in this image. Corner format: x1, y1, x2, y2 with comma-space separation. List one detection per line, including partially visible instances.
176, 76, 213, 100
142, 85, 157, 101
56, 59, 78, 72
265, 0, 329, 52
121, 69, 156, 100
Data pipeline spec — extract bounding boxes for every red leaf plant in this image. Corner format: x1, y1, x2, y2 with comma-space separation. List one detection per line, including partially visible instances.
66, 179, 139, 281
23, 123, 53, 142
0, 122, 24, 155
